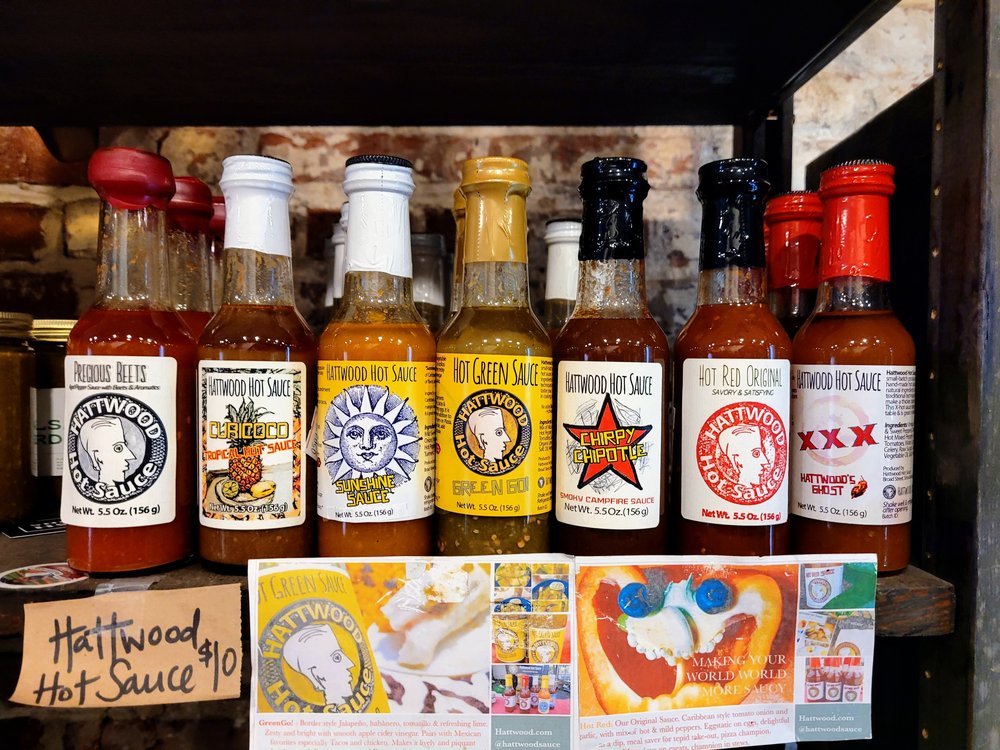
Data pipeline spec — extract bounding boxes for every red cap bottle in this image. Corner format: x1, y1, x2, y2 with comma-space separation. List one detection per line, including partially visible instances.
166, 176, 215, 336
764, 191, 822, 338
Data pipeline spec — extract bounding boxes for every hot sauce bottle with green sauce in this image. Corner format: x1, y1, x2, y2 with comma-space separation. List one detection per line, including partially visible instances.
436, 157, 553, 555
674, 158, 792, 556
553, 157, 669, 556
62, 147, 197, 573
317, 155, 434, 556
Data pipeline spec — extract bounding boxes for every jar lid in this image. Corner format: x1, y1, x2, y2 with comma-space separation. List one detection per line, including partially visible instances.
411, 233, 446, 257
0, 311, 33, 337
819, 159, 895, 198
31, 319, 76, 342
88, 147, 175, 211
461, 157, 531, 190
167, 176, 214, 233
209, 195, 226, 240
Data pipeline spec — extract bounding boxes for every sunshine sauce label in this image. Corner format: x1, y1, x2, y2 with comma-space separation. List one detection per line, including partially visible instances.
435, 353, 552, 517
681, 358, 790, 526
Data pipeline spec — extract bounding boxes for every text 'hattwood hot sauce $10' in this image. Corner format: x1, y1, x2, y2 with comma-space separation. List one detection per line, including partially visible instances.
62, 148, 197, 573
316, 155, 434, 556
791, 160, 915, 573
553, 157, 670, 556
435, 157, 553, 555
674, 158, 793, 556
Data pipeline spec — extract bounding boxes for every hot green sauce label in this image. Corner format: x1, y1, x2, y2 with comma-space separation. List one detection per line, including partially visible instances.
317, 361, 435, 523
436, 353, 552, 517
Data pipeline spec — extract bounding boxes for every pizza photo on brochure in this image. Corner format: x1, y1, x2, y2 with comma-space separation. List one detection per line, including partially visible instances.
576, 563, 797, 716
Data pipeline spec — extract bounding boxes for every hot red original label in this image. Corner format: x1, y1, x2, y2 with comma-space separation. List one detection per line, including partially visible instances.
681, 359, 790, 526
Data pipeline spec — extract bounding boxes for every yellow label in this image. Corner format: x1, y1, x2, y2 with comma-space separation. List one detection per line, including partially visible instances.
317, 360, 435, 523
255, 565, 390, 714
435, 353, 553, 516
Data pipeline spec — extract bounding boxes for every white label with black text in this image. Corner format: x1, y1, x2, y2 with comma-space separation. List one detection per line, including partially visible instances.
31, 387, 65, 477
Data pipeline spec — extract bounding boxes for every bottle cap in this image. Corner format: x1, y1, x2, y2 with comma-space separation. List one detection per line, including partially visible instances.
209, 195, 226, 241
544, 219, 581, 301
764, 191, 822, 290
579, 157, 648, 262
31, 319, 76, 342
818, 159, 895, 282
0, 311, 33, 338
696, 157, 770, 270
411, 233, 446, 257
167, 176, 214, 233
343, 154, 415, 197
544, 218, 582, 245
343, 157, 414, 277
88, 147, 175, 211
220, 155, 294, 257
460, 157, 531, 190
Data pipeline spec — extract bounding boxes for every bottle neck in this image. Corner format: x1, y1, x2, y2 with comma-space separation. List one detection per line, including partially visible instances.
337, 271, 422, 323
222, 247, 295, 306
544, 240, 579, 302
461, 261, 532, 308
94, 202, 170, 310
167, 225, 213, 313
698, 190, 767, 272
450, 214, 466, 315
814, 276, 892, 313
575, 259, 648, 316
344, 189, 412, 277
696, 267, 767, 306
463, 182, 529, 265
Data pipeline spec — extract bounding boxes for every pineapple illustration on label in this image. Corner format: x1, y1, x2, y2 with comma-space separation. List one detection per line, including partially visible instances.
199, 362, 307, 529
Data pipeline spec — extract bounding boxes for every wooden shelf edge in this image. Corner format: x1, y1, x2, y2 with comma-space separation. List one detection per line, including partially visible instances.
874, 565, 955, 637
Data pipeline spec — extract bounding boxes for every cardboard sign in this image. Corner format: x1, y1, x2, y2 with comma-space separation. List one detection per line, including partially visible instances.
10, 584, 242, 708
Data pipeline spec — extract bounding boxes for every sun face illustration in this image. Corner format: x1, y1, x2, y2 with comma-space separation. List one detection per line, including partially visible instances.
323, 384, 421, 484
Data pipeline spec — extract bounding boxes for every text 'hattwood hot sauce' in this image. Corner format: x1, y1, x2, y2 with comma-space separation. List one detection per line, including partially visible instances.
197, 155, 316, 566
553, 157, 669, 555
791, 160, 915, 573
764, 190, 822, 338
674, 158, 792, 556
435, 157, 553, 554
317, 155, 434, 556
62, 147, 197, 573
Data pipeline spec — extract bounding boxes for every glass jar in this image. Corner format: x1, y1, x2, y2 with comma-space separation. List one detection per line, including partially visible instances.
30, 319, 75, 517
0, 312, 36, 523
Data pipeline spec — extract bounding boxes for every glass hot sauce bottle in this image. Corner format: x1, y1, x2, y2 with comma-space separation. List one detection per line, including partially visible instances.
540, 218, 582, 341
764, 191, 822, 338
317, 155, 434, 556
166, 176, 215, 337
791, 160, 915, 573
62, 147, 196, 573
553, 157, 669, 556
674, 158, 792, 556
197, 155, 316, 566
209, 196, 226, 311
436, 157, 553, 555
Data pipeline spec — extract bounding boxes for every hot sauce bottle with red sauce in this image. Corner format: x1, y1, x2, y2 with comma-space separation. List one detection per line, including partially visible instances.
197, 156, 316, 566
764, 191, 822, 338
62, 147, 197, 573
167, 176, 215, 337
209, 195, 226, 311
553, 157, 669, 555
791, 160, 915, 573
674, 158, 792, 556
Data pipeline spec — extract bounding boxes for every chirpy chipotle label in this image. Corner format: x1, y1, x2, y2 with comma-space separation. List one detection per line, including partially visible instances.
791, 364, 915, 525
556, 361, 663, 529
198, 362, 307, 530
62, 356, 177, 528
681, 359, 790, 526
316, 361, 435, 523
10, 585, 242, 708
436, 354, 553, 517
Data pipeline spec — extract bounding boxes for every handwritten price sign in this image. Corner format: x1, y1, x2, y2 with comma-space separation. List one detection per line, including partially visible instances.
10, 584, 242, 708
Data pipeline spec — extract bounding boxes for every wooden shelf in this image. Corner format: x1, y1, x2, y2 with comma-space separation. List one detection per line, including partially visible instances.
0, 530, 955, 639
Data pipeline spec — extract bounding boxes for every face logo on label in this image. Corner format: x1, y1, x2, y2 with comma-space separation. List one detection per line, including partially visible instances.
563, 394, 652, 491
66, 394, 167, 502
324, 385, 420, 484
696, 401, 787, 505
258, 599, 379, 713
453, 389, 531, 476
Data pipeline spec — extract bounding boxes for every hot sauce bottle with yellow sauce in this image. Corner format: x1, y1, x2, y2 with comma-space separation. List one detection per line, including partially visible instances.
674, 158, 792, 556
791, 160, 915, 573
436, 157, 553, 555
197, 155, 316, 566
317, 155, 434, 556
553, 158, 669, 556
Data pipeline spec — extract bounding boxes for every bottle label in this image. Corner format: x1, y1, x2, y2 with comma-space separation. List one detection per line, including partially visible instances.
805, 679, 825, 702
504, 694, 516, 710
316, 360, 435, 523
825, 681, 843, 702
555, 361, 663, 529
61, 356, 177, 528
198, 361, 307, 530
680, 358, 791, 526
30, 387, 65, 477
435, 353, 553, 517
791, 364, 915, 525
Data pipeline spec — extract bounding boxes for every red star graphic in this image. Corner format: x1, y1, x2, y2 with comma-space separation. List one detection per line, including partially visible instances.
564, 394, 652, 490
